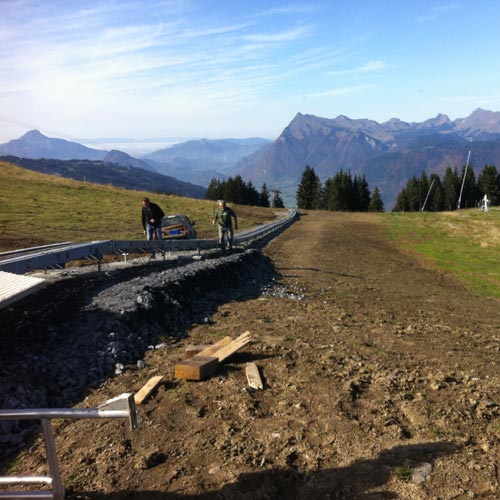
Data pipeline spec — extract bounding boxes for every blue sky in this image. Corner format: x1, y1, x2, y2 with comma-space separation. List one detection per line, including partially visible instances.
1, 0, 500, 144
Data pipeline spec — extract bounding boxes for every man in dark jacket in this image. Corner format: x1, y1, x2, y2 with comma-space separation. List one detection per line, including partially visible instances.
141, 197, 165, 240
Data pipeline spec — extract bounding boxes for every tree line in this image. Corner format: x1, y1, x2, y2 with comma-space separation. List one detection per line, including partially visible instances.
206, 175, 285, 208
296, 166, 384, 212
393, 164, 500, 212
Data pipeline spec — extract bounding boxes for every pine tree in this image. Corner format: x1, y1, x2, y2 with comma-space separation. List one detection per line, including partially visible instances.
426, 174, 444, 212
206, 178, 223, 200
443, 167, 459, 211
322, 178, 335, 211
368, 186, 384, 212
478, 165, 500, 205
260, 183, 271, 207
272, 190, 285, 208
418, 172, 430, 210
457, 164, 477, 209
393, 188, 409, 212
296, 166, 321, 209
356, 174, 371, 211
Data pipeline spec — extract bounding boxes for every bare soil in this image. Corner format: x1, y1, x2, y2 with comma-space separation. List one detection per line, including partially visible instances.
3, 211, 500, 499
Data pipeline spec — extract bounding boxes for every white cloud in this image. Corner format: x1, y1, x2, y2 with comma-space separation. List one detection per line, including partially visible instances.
243, 26, 311, 43
305, 85, 373, 99
327, 61, 389, 76
416, 2, 461, 23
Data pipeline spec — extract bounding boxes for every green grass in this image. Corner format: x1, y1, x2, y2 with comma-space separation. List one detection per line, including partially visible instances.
383, 208, 500, 297
393, 465, 412, 481
0, 161, 283, 252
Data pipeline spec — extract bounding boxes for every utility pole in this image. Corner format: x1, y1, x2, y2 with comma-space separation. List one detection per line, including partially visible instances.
457, 150, 472, 210
420, 179, 435, 212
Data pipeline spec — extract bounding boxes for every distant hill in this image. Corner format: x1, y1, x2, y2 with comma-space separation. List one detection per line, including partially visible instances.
145, 137, 271, 168
0, 130, 108, 161
0, 155, 206, 199
235, 108, 500, 208
144, 138, 271, 186
103, 149, 159, 173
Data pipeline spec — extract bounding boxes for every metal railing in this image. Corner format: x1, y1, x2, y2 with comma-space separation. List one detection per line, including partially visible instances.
0, 393, 137, 500
0, 210, 297, 275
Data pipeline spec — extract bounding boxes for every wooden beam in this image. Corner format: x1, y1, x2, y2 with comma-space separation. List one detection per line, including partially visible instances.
184, 345, 211, 359
193, 336, 232, 358
213, 331, 252, 362
134, 375, 164, 405
245, 362, 263, 390
174, 356, 219, 381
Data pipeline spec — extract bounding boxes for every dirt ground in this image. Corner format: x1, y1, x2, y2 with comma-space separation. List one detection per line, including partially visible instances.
3, 211, 500, 499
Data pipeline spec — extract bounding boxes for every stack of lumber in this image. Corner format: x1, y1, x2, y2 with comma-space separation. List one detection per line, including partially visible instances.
175, 331, 251, 380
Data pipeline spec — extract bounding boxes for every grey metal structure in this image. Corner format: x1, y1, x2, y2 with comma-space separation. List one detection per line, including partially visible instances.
0, 393, 137, 500
0, 210, 297, 275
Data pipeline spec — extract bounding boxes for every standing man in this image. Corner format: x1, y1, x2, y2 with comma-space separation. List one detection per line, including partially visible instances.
141, 197, 165, 241
213, 199, 238, 251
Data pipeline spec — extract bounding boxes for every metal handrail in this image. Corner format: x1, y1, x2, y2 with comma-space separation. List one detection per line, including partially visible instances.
0, 210, 297, 275
0, 394, 137, 500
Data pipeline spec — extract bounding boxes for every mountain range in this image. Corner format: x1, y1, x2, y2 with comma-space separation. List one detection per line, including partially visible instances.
234, 108, 500, 208
2, 108, 500, 209
0, 130, 270, 187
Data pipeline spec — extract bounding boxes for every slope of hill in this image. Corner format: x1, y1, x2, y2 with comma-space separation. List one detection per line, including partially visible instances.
103, 149, 159, 172
0, 161, 277, 251
0, 155, 206, 199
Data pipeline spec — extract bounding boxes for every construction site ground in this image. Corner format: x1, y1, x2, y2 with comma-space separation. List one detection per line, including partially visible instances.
3, 211, 500, 499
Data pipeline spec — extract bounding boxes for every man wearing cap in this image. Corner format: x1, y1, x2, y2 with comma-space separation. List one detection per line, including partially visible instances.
212, 199, 238, 252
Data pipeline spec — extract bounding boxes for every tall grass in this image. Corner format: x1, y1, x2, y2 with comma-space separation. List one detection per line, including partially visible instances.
0, 162, 281, 252
384, 208, 500, 297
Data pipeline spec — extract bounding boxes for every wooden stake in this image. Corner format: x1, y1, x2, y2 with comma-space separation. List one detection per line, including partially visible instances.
134, 375, 164, 405
245, 362, 263, 390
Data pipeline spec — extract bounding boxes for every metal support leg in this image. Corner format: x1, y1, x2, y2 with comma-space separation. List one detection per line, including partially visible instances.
41, 420, 64, 500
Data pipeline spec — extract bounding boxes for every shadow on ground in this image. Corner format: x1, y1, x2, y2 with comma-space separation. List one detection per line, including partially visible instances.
73, 441, 457, 500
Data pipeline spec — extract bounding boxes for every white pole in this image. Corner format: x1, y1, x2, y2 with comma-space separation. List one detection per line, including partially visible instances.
457, 150, 472, 210
421, 179, 435, 212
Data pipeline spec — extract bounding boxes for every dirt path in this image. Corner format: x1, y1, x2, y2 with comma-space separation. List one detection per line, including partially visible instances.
5, 212, 500, 499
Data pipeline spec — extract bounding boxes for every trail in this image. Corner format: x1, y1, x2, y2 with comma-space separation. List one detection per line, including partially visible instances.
2, 211, 499, 500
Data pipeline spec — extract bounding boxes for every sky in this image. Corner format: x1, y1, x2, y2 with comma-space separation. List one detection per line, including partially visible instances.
1, 0, 500, 146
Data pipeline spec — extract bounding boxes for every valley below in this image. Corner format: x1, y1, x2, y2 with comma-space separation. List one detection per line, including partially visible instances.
1, 211, 499, 499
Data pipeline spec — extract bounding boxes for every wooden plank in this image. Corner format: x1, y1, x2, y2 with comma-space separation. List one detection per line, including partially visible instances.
213, 331, 252, 362
134, 375, 164, 405
245, 362, 263, 390
184, 345, 211, 359
193, 336, 232, 358
175, 356, 219, 380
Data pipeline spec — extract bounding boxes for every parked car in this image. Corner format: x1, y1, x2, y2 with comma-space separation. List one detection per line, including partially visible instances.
161, 214, 197, 240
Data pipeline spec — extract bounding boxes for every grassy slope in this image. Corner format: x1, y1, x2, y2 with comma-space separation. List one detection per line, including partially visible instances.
3, 160, 498, 297
384, 209, 500, 297
0, 161, 282, 252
